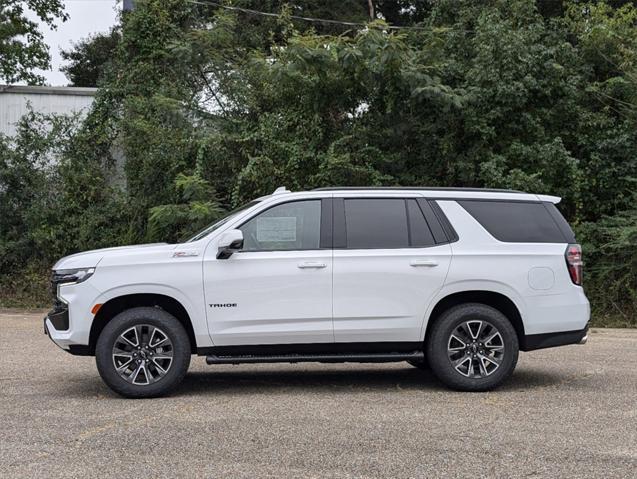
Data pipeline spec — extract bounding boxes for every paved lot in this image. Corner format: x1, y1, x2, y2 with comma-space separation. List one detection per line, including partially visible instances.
1, 311, 636, 478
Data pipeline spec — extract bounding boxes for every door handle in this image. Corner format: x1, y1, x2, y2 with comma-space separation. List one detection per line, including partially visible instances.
298, 262, 327, 269
410, 259, 438, 267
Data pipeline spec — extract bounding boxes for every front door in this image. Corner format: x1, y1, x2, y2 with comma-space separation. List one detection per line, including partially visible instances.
332, 196, 452, 343
203, 198, 333, 346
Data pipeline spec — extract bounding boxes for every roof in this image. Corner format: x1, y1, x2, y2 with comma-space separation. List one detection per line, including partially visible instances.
0, 85, 98, 97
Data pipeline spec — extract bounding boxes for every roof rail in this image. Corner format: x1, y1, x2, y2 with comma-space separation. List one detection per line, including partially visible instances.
312, 186, 526, 194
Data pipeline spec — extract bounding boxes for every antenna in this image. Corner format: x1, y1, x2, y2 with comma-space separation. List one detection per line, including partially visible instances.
272, 186, 290, 195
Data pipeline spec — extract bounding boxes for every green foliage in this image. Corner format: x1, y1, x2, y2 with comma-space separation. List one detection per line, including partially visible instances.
576, 205, 637, 327
0, 110, 130, 305
1, 0, 636, 325
148, 173, 225, 242
60, 28, 121, 87
0, 0, 68, 84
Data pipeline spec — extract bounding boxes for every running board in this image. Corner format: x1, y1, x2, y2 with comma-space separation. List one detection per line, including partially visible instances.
205, 351, 424, 365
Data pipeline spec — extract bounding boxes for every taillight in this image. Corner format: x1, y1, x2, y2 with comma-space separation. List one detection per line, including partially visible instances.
565, 244, 583, 285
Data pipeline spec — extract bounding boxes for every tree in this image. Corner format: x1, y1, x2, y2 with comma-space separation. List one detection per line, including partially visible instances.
60, 28, 121, 87
1, 0, 636, 324
148, 173, 225, 243
0, 0, 68, 84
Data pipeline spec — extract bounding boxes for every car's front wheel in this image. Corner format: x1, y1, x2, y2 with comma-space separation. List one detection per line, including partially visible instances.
426, 303, 519, 391
95, 307, 191, 398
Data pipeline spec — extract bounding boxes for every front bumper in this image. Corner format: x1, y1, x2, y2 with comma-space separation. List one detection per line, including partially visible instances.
43, 278, 102, 352
44, 316, 92, 355
47, 303, 69, 331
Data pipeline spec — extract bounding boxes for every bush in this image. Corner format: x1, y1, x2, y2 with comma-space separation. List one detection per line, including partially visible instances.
576, 207, 637, 327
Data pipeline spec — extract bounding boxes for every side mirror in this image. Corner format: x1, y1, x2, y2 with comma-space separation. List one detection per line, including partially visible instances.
216, 229, 244, 259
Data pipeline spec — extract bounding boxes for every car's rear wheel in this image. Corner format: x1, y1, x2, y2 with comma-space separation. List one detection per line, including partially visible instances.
95, 307, 190, 398
426, 303, 518, 391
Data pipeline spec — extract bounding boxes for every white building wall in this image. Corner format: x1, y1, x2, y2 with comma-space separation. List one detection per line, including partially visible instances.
0, 85, 97, 137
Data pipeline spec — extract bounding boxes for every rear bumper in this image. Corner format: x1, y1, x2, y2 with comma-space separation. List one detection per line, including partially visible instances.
521, 323, 589, 351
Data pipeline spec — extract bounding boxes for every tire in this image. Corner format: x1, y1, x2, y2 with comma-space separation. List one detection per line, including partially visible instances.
426, 303, 518, 392
95, 307, 191, 398
406, 358, 429, 370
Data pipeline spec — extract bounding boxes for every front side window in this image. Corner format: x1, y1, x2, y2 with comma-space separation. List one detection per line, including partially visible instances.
187, 200, 261, 242
240, 200, 321, 251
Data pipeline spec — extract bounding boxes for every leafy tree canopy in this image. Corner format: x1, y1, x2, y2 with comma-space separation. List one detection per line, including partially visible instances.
1, 0, 636, 324
60, 27, 121, 87
0, 0, 68, 84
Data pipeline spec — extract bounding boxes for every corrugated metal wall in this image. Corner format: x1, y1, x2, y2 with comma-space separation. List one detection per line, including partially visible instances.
0, 86, 96, 137
0, 86, 127, 188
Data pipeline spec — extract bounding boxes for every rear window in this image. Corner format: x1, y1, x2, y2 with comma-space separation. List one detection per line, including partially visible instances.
459, 200, 573, 243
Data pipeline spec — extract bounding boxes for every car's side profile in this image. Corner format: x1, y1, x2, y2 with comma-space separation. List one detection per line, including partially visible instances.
45, 187, 589, 397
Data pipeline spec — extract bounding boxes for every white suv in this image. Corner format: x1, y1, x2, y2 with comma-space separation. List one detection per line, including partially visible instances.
45, 187, 590, 397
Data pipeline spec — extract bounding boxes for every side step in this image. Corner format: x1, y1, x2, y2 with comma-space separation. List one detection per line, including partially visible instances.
206, 351, 424, 365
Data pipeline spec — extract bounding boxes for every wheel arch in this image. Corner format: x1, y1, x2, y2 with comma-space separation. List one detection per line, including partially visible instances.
89, 293, 197, 355
424, 290, 525, 346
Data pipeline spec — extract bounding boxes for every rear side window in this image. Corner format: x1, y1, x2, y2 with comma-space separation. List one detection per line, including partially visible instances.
344, 199, 408, 248
407, 200, 436, 247
341, 198, 438, 249
459, 200, 571, 243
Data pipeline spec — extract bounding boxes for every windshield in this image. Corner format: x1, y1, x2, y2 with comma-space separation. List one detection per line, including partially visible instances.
185, 200, 261, 242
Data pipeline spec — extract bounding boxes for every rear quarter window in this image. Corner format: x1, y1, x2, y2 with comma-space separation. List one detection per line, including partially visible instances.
459, 200, 573, 243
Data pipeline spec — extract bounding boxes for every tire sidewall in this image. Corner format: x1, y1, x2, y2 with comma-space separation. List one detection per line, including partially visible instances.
427, 303, 519, 391
95, 307, 191, 398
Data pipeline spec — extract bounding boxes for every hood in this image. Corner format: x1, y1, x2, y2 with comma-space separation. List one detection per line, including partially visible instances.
52, 243, 174, 270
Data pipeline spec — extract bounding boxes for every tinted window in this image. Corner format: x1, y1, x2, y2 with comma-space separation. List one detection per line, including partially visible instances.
459, 200, 568, 243
544, 203, 576, 243
240, 200, 321, 251
344, 199, 409, 249
407, 199, 435, 247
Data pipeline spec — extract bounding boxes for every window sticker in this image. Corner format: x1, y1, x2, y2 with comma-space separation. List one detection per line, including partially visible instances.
256, 216, 297, 242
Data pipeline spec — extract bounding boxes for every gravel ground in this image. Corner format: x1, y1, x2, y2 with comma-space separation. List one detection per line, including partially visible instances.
1, 310, 636, 478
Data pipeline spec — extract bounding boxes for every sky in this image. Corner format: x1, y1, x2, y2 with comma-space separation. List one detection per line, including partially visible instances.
30, 0, 120, 86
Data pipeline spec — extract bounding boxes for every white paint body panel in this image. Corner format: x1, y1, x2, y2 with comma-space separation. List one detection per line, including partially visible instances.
203, 249, 333, 345
332, 245, 451, 342
434, 200, 589, 335
46, 189, 589, 352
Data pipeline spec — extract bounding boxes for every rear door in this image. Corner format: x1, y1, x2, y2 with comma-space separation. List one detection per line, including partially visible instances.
332, 194, 452, 343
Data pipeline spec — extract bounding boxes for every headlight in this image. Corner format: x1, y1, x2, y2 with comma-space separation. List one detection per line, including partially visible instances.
52, 268, 95, 285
